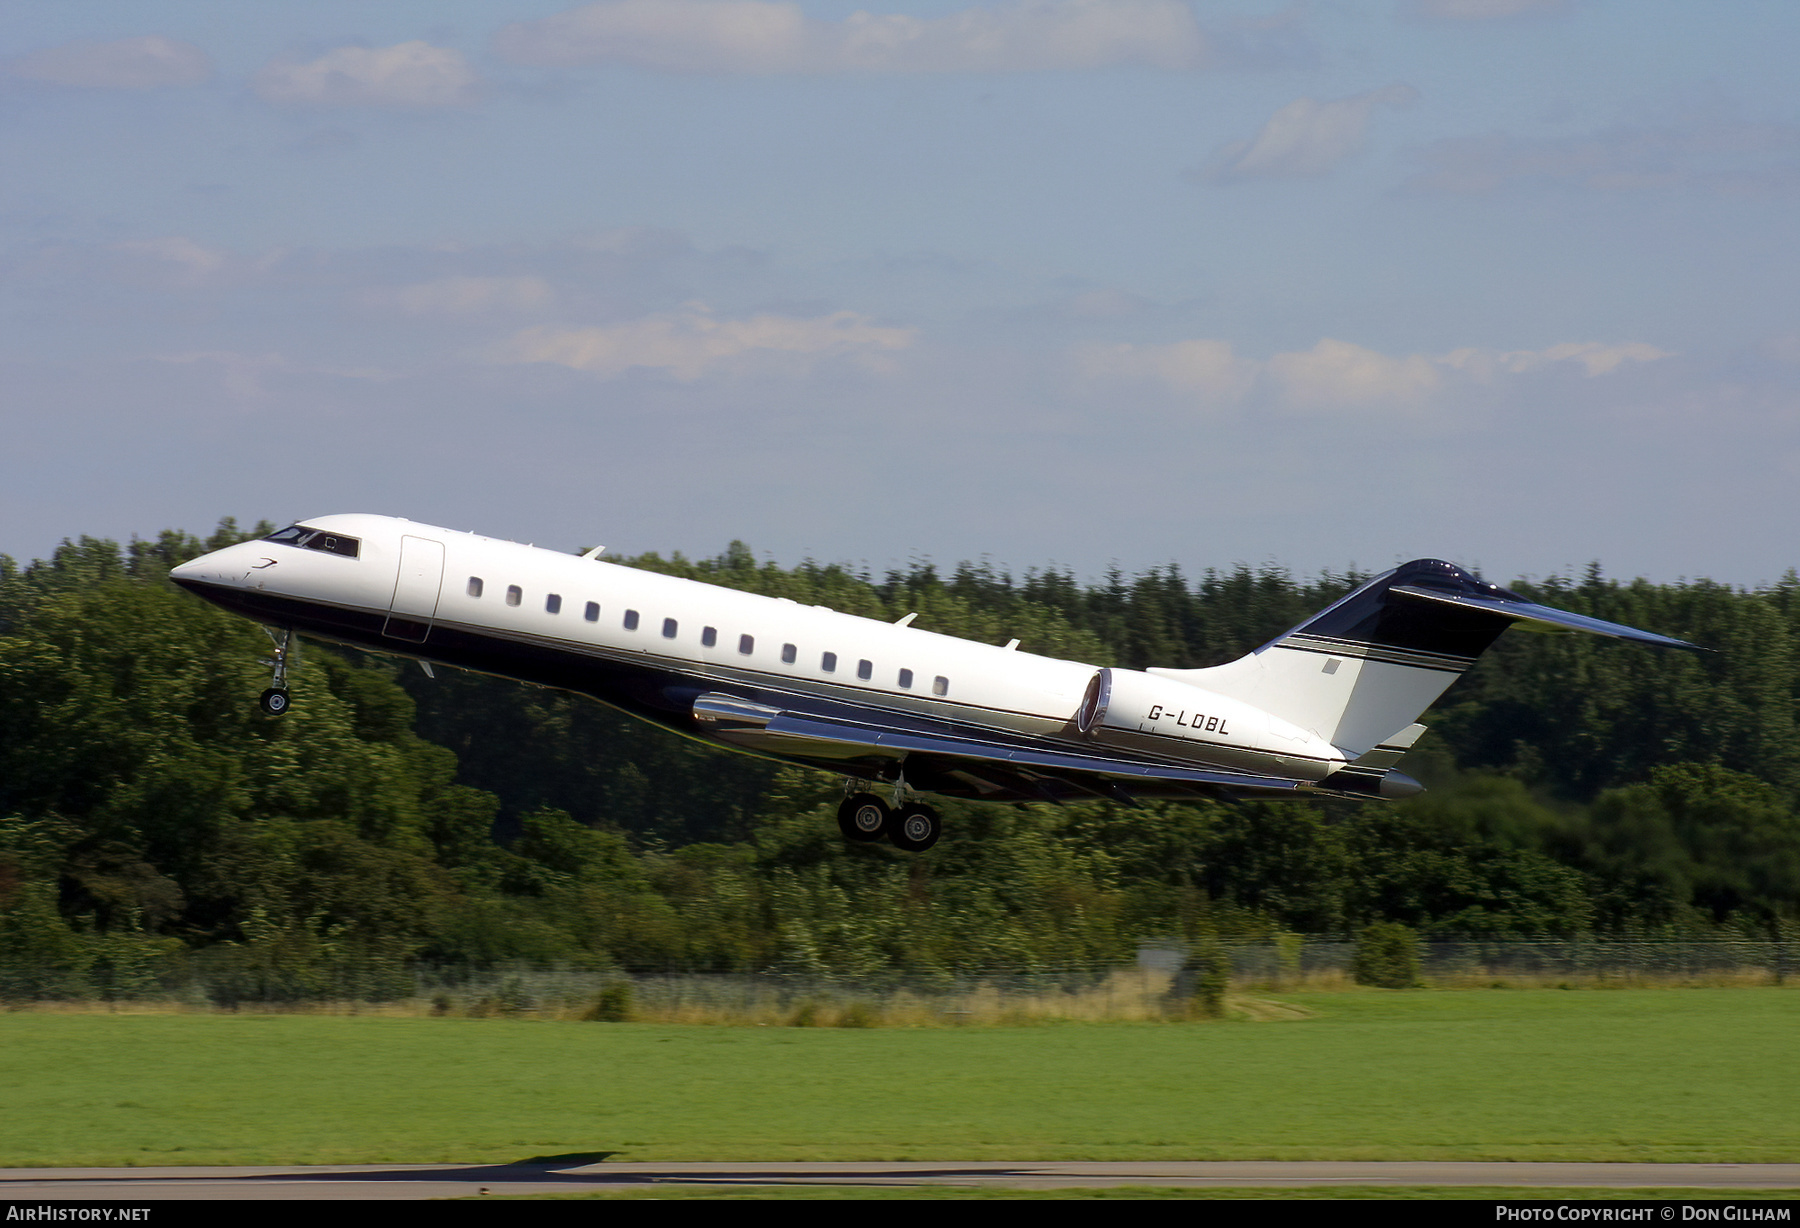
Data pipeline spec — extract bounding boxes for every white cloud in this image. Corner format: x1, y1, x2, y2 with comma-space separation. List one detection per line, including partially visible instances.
574, 226, 695, 259
1084, 335, 1669, 411
1760, 333, 1800, 366
367, 276, 556, 315
1265, 338, 1440, 407
492, 304, 916, 379
496, 0, 807, 72
5, 35, 211, 89
493, 0, 1209, 74
150, 351, 391, 399
255, 42, 481, 108
1403, 0, 1570, 21
111, 237, 231, 285
1408, 119, 1800, 196
1052, 288, 1156, 320
1080, 338, 1255, 400
152, 351, 289, 399
1442, 341, 1672, 378
1204, 84, 1417, 183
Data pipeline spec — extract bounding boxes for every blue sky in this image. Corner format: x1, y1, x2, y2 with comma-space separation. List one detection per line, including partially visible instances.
4, 1, 1798, 588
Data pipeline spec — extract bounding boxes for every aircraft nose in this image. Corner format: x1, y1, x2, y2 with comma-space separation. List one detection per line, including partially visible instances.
169, 544, 256, 588
170, 552, 227, 590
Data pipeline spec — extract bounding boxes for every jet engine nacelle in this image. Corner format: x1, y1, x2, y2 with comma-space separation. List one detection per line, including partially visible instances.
1075, 666, 1342, 778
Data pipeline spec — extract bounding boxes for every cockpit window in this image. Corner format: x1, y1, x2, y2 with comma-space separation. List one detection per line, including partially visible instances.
262, 525, 360, 559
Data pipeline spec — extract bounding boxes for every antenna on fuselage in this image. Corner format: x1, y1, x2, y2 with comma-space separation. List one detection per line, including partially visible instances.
581, 545, 606, 560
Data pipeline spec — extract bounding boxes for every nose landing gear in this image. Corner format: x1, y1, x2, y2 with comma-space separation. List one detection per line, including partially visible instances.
258, 626, 296, 716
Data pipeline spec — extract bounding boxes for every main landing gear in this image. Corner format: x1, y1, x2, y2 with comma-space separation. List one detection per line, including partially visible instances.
836, 781, 941, 853
258, 626, 295, 716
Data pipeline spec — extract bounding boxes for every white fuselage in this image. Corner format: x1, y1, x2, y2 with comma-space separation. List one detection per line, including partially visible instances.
170, 514, 1349, 796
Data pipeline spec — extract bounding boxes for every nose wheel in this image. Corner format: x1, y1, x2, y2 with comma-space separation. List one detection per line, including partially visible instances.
258, 626, 296, 716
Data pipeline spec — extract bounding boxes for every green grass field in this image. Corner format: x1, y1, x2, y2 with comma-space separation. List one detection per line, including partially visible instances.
2, 988, 1794, 1168
509, 1187, 1800, 1201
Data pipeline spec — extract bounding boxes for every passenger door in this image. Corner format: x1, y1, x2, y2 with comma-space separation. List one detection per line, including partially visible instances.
384, 535, 444, 642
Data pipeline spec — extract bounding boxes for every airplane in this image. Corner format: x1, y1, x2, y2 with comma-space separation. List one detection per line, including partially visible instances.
169, 514, 1700, 853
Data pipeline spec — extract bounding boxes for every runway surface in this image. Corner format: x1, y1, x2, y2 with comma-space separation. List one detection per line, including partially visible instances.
4, 1160, 1800, 1199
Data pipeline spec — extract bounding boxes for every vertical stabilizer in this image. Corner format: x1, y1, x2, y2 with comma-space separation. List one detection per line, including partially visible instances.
1149, 559, 1697, 757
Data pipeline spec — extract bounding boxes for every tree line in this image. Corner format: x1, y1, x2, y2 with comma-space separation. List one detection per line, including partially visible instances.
2, 522, 1796, 1001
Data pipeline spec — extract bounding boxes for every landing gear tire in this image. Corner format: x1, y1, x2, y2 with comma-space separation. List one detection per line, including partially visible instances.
258, 627, 296, 715
888, 804, 941, 853
837, 793, 890, 842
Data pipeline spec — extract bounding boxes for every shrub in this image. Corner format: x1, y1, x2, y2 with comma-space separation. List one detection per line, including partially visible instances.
1353, 922, 1421, 988
1170, 942, 1230, 1019
583, 980, 635, 1022
835, 1001, 876, 1028
1274, 932, 1304, 985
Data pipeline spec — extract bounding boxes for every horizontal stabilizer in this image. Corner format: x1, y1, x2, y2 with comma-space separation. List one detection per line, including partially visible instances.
1390, 585, 1703, 650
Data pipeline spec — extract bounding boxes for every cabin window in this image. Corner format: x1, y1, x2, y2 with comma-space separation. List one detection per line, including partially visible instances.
933, 676, 949, 696
781, 643, 797, 664
857, 659, 872, 681
546, 594, 562, 615
624, 609, 639, 631
662, 618, 678, 639
898, 668, 913, 689
738, 634, 754, 655
702, 627, 718, 648
585, 602, 600, 622
467, 577, 483, 598
506, 585, 522, 607
821, 652, 837, 672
